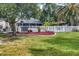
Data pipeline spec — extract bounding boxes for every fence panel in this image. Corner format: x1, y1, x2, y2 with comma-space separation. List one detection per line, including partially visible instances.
47, 26, 79, 32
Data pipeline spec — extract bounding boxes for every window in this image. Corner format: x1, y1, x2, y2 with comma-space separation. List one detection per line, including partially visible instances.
37, 24, 42, 26
30, 23, 36, 26
21, 27, 28, 31
23, 23, 29, 26
18, 23, 22, 26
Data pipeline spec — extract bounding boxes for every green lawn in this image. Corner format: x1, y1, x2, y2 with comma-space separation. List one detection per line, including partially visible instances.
0, 32, 79, 56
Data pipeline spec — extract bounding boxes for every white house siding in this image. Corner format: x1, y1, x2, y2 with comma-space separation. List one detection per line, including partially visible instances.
0, 20, 11, 33
17, 26, 79, 32
1, 22, 79, 32
1, 18, 79, 32
0, 21, 6, 28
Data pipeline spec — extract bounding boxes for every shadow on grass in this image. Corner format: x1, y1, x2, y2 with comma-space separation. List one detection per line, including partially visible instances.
0, 34, 24, 43
28, 34, 79, 56
0, 33, 7, 38
8, 36, 23, 42
29, 46, 78, 56
41, 36, 79, 50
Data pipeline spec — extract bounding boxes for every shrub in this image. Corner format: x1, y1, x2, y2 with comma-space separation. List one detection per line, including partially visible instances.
72, 28, 79, 32
37, 27, 41, 32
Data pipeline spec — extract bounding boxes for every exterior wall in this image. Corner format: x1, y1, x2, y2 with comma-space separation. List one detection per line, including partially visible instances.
1, 19, 79, 32
0, 20, 11, 33
0, 21, 6, 28
0, 18, 42, 33
16, 26, 79, 32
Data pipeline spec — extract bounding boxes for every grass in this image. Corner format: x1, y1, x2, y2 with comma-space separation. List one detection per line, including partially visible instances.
0, 32, 79, 55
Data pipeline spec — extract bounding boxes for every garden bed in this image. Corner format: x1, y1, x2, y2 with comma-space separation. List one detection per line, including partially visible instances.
16, 31, 55, 35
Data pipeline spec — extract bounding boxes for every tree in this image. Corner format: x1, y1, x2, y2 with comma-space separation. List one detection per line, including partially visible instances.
0, 3, 18, 36
0, 3, 41, 36
57, 3, 79, 26
40, 3, 57, 23
17, 3, 41, 19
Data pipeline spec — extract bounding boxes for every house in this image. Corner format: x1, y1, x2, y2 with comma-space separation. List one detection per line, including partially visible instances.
0, 18, 42, 33
0, 19, 11, 33
16, 18, 42, 32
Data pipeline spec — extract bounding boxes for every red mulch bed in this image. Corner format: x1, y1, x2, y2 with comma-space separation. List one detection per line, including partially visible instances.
16, 31, 55, 35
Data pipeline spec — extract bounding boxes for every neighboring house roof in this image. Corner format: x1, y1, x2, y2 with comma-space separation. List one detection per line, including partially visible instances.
16, 18, 42, 24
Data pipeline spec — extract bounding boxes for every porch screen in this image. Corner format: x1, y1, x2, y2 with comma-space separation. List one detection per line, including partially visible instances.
21, 27, 28, 31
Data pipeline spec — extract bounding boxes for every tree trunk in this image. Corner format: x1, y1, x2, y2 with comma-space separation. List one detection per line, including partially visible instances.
10, 23, 16, 36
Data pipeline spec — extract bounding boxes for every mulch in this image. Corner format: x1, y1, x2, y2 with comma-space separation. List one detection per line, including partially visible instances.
16, 31, 55, 35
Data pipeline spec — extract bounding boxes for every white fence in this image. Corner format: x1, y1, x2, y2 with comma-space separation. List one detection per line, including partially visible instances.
18, 26, 79, 32
47, 26, 79, 32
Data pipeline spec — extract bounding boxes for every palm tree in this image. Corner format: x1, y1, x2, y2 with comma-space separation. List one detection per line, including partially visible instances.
40, 3, 57, 23
57, 3, 79, 26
